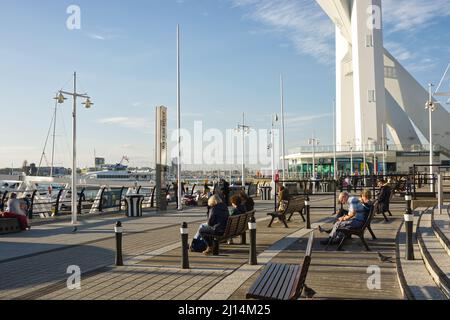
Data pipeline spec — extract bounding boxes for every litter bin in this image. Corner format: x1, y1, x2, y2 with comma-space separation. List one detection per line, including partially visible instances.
125, 194, 145, 217
259, 186, 272, 201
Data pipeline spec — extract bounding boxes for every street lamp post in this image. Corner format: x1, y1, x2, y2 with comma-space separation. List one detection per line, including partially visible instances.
236, 113, 250, 191
280, 75, 286, 181
347, 141, 354, 176
57, 72, 93, 226
426, 83, 437, 193
308, 136, 319, 179
269, 114, 278, 195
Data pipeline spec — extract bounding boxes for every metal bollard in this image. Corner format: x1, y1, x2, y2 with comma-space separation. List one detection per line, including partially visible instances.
305, 195, 311, 229
180, 222, 190, 269
249, 217, 257, 265
437, 173, 443, 214
404, 191, 414, 261
115, 221, 124, 266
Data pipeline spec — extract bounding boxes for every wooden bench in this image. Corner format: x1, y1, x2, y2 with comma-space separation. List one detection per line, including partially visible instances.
246, 232, 314, 300
267, 196, 306, 228
0, 218, 21, 235
336, 201, 378, 252
212, 210, 255, 256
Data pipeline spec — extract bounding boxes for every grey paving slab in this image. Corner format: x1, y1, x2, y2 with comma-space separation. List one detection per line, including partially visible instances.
398, 208, 446, 300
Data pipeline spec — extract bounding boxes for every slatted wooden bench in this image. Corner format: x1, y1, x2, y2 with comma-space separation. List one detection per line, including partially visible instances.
0, 218, 21, 235
246, 232, 314, 300
267, 196, 306, 228
212, 210, 255, 255
336, 201, 378, 252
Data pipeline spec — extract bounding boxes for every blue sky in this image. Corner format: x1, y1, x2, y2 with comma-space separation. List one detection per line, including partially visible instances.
0, 0, 449, 169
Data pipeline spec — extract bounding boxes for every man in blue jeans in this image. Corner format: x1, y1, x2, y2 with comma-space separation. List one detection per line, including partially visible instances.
320, 189, 372, 245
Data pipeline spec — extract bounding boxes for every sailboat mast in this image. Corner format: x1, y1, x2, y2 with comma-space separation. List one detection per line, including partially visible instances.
50, 98, 58, 177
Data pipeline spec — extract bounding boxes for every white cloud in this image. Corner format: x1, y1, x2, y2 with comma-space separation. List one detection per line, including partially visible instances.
383, 0, 450, 32
285, 113, 332, 126
98, 117, 151, 130
230, 0, 334, 64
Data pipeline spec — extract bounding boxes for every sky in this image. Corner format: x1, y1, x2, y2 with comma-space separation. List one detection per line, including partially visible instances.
0, 0, 449, 170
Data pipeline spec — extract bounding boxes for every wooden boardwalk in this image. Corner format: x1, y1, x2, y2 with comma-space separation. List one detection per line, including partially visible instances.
0, 199, 406, 300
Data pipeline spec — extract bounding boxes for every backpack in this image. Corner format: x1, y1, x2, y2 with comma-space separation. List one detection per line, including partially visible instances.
190, 237, 207, 252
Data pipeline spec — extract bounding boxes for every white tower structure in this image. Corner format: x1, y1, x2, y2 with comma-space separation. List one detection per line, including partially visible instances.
316, 0, 450, 152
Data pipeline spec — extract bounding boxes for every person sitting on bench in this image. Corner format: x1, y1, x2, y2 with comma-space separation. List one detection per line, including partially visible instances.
3, 193, 30, 231
320, 189, 373, 245
195, 195, 229, 256
239, 190, 255, 212
229, 195, 247, 217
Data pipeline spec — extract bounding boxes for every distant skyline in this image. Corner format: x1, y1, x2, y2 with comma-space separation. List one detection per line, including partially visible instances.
1, 0, 449, 169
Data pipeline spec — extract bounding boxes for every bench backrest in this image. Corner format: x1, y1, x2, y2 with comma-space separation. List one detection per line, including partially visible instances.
362, 200, 378, 231
223, 210, 255, 237
289, 232, 314, 300
284, 196, 305, 214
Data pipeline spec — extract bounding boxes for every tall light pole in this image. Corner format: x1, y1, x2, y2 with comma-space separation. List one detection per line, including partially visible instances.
382, 123, 387, 176
426, 83, 437, 193
308, 135, 319, 179
333, 99, 337, 180
236, 113, 250, 190
269, 114, 278, 196
177, 24, 182, 211
57, 72, 93, 226
280, 75, 286, 181
347, 141, 354, 176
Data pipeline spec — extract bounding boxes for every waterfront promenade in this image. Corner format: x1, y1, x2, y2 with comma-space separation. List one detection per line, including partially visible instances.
0, 198, 447, 300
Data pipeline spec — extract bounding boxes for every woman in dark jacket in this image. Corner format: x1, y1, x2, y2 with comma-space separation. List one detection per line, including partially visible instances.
198, 195, 230, 255
239, 190, 254, 212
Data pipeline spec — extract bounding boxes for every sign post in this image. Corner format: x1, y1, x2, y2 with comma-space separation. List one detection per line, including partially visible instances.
155, 106, 168, 211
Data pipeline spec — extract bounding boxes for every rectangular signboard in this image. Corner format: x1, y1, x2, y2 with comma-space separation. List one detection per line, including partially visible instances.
155, 106, 168, 166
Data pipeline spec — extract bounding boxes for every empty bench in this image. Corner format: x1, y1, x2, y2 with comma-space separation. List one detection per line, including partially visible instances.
267, 196, 306, 228
0, 218, 21, 235
212, 210, 255, 256
246, 232, 314, 300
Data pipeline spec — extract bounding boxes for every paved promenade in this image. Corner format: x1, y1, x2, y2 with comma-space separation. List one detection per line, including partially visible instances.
0, 198, 406, 300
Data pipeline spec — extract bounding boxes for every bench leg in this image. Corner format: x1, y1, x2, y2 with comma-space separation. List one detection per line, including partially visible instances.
287, 213, 294, 222
359, 236, 371, 251
213, 239, 220, 256
281, 217, 289, 228
367, 226, 377, 240
241, 232, 247, 245
337, 236, 346, 251
268, 216, 275, 228
299, 209, 306, 223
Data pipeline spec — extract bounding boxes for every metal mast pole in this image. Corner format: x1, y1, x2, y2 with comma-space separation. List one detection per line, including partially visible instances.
177, 25, 182, 210
333, 99, 337, 180
280, 75, 286, 181
71, 71, 77, 225
50, 99, 58, 177
428, 83, 434, 193
242, 113, 245, 189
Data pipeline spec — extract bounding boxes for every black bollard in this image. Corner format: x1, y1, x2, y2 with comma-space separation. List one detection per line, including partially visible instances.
305, 195, 311, 229
115, 221, 124, 266
249, 217, 257, 265
180, 222, 190, 269
405, 190, 414, 260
